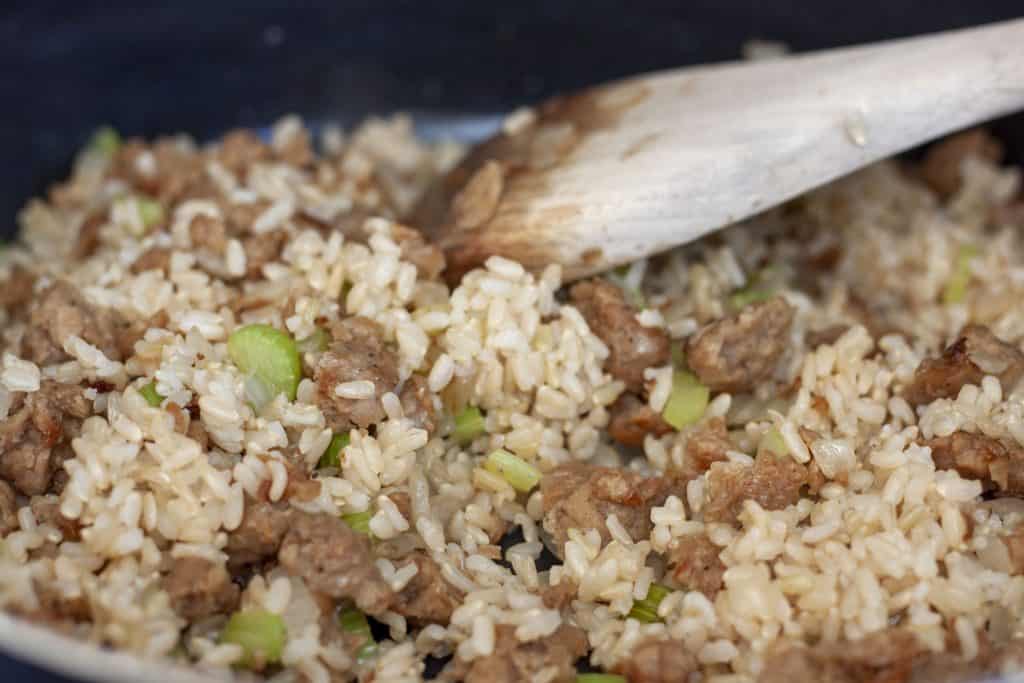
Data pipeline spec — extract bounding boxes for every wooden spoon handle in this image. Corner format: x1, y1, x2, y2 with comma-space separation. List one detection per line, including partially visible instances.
417, 19, 1024, 282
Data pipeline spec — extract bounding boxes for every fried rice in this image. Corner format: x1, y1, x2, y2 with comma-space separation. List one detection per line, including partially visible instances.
1, 112, 1024, 683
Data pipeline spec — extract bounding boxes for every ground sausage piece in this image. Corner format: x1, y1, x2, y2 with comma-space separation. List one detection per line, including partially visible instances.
162, 556, 240, 621
225, 500, 293, 568
805, 324, 851, 349
903, 325, 1024, 406
389, 551, 463, 625
216, 129, 272, 175
0, 266, 37, 312
130, 246, 172, 274
570, 279, 671, 392
114, 310, 169, 360
242, 229, 287, 279
0, 438, 53, 497
278, 511, 393, 614
686, 296, 795, 394
702, 452, 810, 524
607, 394, 673, 447
391, 224, 446, 280
685, 417, 734, 473
541, 580, 577, 610
908, 638, 1024, 683
615, 638, 699, 683
759, 629, 924, 683
22, 282, 123, 365
441, 623, 587, 683
0, 382, 91, 496
921, 129, 1004, 198
0, 481, 18, 536
761, 629, 1024, 683
399, 374, 437, 434
189, 214, 229, 254
541, 463, 672, 557
667, 534, 726, 598
314, 317, 399, 431
71, 211, 105, 261
923, 431, 1024, 495
992, 201, 1024, 230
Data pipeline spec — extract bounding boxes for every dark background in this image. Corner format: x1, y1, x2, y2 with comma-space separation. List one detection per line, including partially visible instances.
1, 1, 1023, 679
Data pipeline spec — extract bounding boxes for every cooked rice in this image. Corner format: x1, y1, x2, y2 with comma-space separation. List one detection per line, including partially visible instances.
1, 113, 1023, 683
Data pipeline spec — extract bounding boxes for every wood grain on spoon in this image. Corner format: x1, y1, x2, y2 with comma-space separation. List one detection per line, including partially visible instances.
413, 19, 1024, 282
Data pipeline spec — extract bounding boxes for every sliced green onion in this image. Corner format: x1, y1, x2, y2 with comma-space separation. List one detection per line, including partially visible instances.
317, 432, 350, 470
342, 509, 373, 535
139, 381, 164, 407
662, 370, 710, 430
296, 327, 330, 354
758, 428, 788, 458
228, 324, 302, 402
219, 609, 286, 668
483, 449, 541, 493
576, 675, 626, 683
942, 244, 979, 305
88, 126, 121, 156
453, 406, 486, 445
628, 583, 672, 623
137, 197, 164, 229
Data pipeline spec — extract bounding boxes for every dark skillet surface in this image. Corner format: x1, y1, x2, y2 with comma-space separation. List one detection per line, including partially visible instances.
3, 1, 1024, 680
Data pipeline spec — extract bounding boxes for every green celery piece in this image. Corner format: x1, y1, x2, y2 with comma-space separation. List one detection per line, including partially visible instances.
227, 324, 302, 401
453, 406, 486, 445
483, 449, 541, 493
219, 609, 286, 668
662, 370, 709, 430
317, 432, 350, 469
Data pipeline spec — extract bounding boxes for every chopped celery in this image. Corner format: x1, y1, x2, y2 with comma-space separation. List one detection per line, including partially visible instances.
453, 406, 486, 445
342, 509, 373, 535
729, 287, 773, 311
317, 432, 350, 469
88, 126, 121, 156
628, 583, 672, 623
662, 370, 710, 430
227, 324, 302, 401
942, 244, 979, 305
483, 449, 541, 492
576, 675, 626, 683
296, 327, 330, 354
137, 197, 164, 229
758, 428, 788, 457
356, 642, 379, 661
338, 608, 373, 638
139, 381, 164, 407
730, 266, 782, 311
219, 609, 286, 668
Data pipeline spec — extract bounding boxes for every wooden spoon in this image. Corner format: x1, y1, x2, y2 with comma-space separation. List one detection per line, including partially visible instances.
414, 19, 1024, 282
